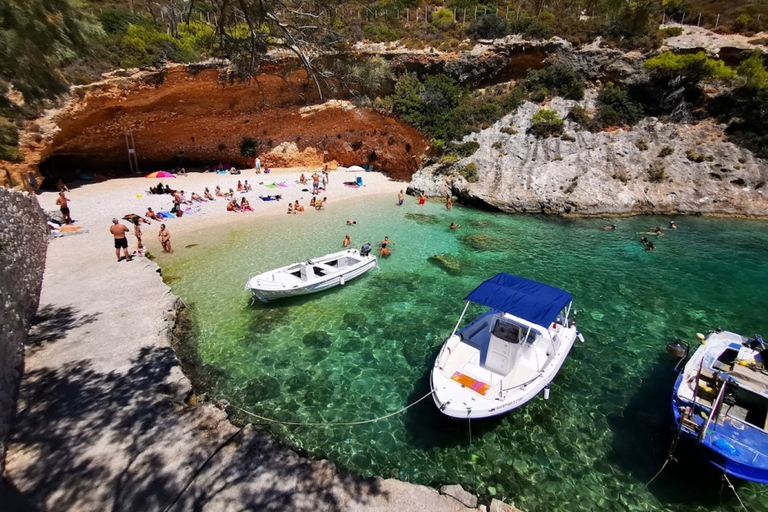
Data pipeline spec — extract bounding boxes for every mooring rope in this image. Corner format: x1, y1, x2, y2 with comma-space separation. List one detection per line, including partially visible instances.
223, 390, 434, 427
724, 474, 749, 512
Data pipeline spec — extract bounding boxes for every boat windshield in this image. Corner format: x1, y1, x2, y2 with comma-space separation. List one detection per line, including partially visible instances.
492, 319, 538, 344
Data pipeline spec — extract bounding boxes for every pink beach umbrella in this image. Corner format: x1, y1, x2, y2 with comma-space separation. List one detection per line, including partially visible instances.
145, 171, 176, 178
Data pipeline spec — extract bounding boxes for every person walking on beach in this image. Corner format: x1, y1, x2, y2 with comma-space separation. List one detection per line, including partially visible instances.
255, 157, 261, 173
158, 224, 173, 254
398, 190, 404, 206
110, 218, 131, 262
56, 192, 73, 224
132, 217, 149, 250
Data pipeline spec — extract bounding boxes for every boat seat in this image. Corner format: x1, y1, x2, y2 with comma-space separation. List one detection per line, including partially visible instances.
484, 334, 517, 376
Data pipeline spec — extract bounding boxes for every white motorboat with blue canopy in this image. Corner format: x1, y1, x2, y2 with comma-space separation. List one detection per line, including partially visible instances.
245, 247, 377, 303
431, 273, 584, 419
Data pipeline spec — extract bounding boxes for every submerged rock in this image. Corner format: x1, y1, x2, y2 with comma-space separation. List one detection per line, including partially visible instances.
404, 212, 440, 225
428, 253, 463, 275
302, 330, 332, 348
460, 233, 506, 252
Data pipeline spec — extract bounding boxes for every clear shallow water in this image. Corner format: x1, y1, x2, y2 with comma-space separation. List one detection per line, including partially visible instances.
160, 195, 768, 512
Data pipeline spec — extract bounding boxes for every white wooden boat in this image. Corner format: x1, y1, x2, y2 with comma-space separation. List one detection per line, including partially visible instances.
431, 273, 584, 419
245, 248, 377, 303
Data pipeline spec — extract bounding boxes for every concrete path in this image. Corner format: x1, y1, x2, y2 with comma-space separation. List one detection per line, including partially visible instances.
5, 230, 483, 512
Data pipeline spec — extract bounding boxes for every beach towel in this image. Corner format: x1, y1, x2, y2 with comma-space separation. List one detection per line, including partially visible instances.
157, 211, 174, 219
265, 184, 279, 189
451, 372, 490, 396
343, 181, 360, 188
277, 182, 288, 188
259, 195, 282, 201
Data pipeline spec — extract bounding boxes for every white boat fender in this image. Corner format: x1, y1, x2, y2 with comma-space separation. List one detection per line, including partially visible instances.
577, 332, 585, 343
543, 386, 551, 400
340, 276, 345, 285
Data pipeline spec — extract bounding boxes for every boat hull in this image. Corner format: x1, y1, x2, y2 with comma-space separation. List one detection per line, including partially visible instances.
245, 249, 377, 303
431, 309, 580, 420
671, 330, 768, 484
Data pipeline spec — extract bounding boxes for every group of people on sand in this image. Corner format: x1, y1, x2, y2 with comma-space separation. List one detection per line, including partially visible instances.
110, 217, 172, 261
227, 197, 253, 212
287, 197, 326, 214
605, 220, 677, 251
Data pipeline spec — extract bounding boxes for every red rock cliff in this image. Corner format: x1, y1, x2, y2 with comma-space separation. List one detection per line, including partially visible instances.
1, 62, 430, 190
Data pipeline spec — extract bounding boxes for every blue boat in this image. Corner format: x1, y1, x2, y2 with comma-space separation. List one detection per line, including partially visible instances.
668, 330, 768, 483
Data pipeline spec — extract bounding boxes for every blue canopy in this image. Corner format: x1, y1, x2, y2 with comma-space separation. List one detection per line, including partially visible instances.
464, 273, 572, 326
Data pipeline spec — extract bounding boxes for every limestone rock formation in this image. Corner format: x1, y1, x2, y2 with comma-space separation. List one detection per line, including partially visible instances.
410, 97, 768, 216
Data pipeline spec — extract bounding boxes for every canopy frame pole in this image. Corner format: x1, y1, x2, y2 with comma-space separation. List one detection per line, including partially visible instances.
451, 301, 471, 336
563, 302, 572, 325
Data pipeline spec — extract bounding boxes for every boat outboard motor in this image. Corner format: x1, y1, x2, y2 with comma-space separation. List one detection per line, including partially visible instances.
749, 334, 766, 351
360, 243, 372, 257
666, 339, 688, 359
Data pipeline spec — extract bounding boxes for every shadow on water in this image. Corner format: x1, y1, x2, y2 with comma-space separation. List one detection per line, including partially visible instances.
607, 352, 744, 509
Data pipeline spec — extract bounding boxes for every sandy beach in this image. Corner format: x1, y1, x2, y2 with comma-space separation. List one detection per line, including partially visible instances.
6, 168, 492, 512
39, 167, 404, 256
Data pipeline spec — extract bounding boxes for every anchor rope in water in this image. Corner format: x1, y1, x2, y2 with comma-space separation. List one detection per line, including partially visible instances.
222, 390, 434, 426
724, 474, 749, 512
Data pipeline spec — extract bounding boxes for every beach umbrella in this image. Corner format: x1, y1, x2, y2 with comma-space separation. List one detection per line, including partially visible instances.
145, 171, 176, 178
347, 165, 365, 171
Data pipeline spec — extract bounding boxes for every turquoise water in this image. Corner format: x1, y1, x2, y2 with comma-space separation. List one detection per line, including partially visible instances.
160, 194, 768, 511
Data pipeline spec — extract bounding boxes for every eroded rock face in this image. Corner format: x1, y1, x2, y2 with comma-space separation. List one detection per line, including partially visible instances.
1, 62, 430, 190
410, 97, 768, 216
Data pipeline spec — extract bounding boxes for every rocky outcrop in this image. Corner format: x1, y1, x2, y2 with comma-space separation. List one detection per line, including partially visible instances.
0, 62, 430, 191
410, 97, 768, 216
0, 188, 48, 474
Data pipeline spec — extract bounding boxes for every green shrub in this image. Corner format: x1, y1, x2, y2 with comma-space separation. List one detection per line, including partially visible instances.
529, 109, 564, 138
647, 162, 667, 182
737, 51, 768, 90
525, 61, 585, 101
460, 162, 478, 182
500, 126, 518, 135
240, 137, 259, 157
0, 117, 19, 147
644, 51, 736, 86
659, 26, 684, 38
635, 140, 648, 151
468, 14, 508, 40
0, 145, 24, 162
561, 133, 576, 142
447, 140, 480, 158
431, 9, 455, 30
491, 141, 503, 150
686, 149, 714, 162
364, 23, 400, 42
568, 106, 592, 127
595, 82, 643, 127
658, 146, 674, 157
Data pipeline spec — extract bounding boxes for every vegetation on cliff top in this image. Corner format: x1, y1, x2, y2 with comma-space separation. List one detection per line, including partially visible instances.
2, 0, 768, 163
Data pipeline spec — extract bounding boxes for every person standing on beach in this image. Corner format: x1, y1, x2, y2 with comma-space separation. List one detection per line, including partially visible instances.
56, 192, 72, 224
311, 173, 320, 195
323, 164, 330, 185
158, 224, 173, 253
110, 218, 131, 262
398, 190, 404, 206
255, 157, 261, 173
